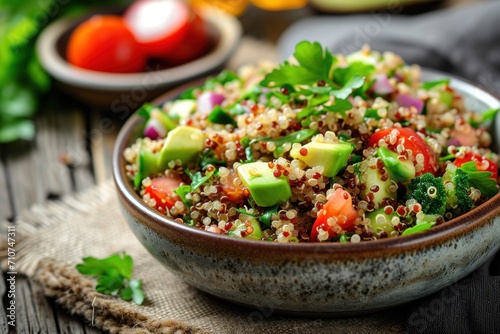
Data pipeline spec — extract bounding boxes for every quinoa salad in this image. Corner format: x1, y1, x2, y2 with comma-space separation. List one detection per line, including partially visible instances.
123, 41, 499, 243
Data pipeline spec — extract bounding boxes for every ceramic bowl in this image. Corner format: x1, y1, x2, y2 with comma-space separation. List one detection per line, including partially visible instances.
36, 6, 241, 109
112, 68, 500, 315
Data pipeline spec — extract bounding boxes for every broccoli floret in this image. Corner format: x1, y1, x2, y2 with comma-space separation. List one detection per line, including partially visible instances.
442, 164, 472, 214
408, 173, 446, 215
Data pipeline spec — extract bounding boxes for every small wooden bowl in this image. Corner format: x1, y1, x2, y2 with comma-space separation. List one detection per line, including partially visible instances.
36, 7, 241, 110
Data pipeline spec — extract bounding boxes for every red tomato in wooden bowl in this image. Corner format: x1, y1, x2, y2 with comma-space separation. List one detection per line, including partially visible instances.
66, 15, 145, 73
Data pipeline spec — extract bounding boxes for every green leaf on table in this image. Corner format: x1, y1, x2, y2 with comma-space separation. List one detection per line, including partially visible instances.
76, 252, 144, 305
76, 253, 133, 278
96, 275, 124, 295
120, 279, 144, 305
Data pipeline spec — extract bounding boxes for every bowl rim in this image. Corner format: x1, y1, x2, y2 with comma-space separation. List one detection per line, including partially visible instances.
112, 67, 500, 256
36, 6, 241, 90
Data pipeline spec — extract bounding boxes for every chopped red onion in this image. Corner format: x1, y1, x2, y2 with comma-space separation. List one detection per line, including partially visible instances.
446, 139, 461, 147
396, 94, 424, 114
197, 92, 225, 114
143, 118, 167, 140
372, 74, 394, 95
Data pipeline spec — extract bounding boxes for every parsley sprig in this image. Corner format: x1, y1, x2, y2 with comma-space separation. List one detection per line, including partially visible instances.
260, 41, 375, 120
261, 41, 336, 87
76, 253, 144, 305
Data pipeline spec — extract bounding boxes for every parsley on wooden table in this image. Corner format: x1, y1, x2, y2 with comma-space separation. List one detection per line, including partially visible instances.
76, 252, 144, 305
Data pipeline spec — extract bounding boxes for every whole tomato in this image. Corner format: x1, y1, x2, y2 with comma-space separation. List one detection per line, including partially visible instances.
67, 15, 145, 73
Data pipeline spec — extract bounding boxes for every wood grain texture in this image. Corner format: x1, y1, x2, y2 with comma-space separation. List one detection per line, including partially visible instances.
3, 140, 46, 218
0, 157, 12, 222
17, 276, 58, 334
89, 111, 122, 184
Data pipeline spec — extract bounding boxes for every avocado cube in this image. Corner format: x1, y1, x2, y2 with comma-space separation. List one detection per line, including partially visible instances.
168, 100, 196, 122
228, 214, 263, 240
358, 158, 397, 207
377, 146, 415, 182
290, 141, 354, 177
237, 162, 292, 207
366, 208, 396, 236
134, 149, 160, 188
158, 126, 204, 168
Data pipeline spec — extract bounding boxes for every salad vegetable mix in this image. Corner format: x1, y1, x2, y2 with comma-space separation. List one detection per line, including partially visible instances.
123, 42, 499, 243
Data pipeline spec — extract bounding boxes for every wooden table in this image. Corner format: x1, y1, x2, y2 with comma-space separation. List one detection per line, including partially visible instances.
0, 0, 486, 332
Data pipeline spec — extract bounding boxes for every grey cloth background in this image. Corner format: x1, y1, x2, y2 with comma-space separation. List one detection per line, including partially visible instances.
279, 1, 500, 94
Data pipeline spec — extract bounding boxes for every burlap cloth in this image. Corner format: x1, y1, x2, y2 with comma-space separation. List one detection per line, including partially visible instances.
2, 180, 406, 333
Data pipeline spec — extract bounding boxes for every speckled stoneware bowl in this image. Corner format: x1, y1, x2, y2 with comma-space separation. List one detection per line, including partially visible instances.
112, 68, 500, 315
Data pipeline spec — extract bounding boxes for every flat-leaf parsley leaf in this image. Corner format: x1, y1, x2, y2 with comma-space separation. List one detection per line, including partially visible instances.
260, 41, 337, 87
76, 253, 144, 305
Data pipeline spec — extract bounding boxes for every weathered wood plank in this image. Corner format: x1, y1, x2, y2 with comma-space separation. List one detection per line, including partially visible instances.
84, 324, 102, 334
3, 140, 46, 218
17, 276, 58, 334
54, 303, 99, 334
0, 156, 13, 222
34, 99, 73, 197
59, 106, 95, 192
90, 112, 121, 184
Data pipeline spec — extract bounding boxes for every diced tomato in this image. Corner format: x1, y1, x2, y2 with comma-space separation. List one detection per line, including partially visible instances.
124, 0, 191, 57
368, 127, 438, 176
454, 153, 498, 180
222, 171, 246, 204
144, 175, 182, 211
67, 15, 145, 73
310, 188, 359, 242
